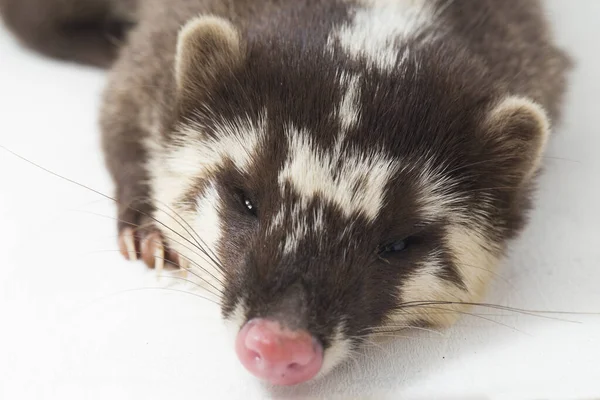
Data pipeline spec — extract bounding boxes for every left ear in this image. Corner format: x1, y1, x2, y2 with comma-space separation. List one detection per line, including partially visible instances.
482, 95, 551, 184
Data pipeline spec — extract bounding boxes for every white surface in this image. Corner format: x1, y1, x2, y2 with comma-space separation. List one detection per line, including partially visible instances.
1, 2, 599, 399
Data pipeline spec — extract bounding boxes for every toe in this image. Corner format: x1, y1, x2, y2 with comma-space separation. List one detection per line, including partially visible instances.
119, 224, 183, 272
118, 227, 138, 261
140, 231, 181, 270
177, 255, 190, 278
141, 232, 162, 268
154, 242, 165, 275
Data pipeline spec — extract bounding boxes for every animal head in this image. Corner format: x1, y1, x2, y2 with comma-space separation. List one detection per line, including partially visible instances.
148, 14, 550, 385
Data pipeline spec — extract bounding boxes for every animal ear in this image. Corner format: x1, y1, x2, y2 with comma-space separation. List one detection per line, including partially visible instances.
175, 16, 243, 105
482, 96, 551, 184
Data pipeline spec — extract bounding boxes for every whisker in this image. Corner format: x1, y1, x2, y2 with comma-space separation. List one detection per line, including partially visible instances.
112, 287, 221, 306
383, 310, 541, 318
358, 338, 386, 353
393, 305, 527, 333
70, 209, 226, 284
543, 155, 582, 164
122, 195, 228, 275
0, 145, 229, 280
151, 198, 226, 274
138, 236, 226, 288
455, 261, 514, 288
390, 301, 590, 327
371, 325, 444, 336
158, 275, 222, 297
429, 306, 530, 334
73, 248, 223, 297
367, 333, 444, 340
395, 300, 596, 321
149, 254, 224, 296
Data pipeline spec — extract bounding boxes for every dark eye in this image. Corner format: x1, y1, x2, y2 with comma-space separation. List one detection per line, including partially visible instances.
243, 197, 257, 217
379, 238, 410, 255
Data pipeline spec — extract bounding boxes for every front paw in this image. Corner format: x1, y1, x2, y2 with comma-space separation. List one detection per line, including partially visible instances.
118, 226, 186, 273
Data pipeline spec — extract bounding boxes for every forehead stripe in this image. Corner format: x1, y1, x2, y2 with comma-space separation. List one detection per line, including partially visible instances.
278, 125, 398, 221
327, 0, 432, 71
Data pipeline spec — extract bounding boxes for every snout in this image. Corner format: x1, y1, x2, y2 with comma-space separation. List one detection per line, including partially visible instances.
235, 318, 323, 386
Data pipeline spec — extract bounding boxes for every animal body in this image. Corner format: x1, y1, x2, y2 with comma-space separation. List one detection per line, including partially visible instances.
1, 0, 570, 386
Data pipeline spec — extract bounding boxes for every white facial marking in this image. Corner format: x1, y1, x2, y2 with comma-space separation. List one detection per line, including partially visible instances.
327, 0, 432, 71
173, 111, 267, 176
312, 205, 325, 231
268, 204, 286, 234
392, 225, 501, 328
337, 73, 362, 132
273, 72, 365, 254
151, 180, 225, 295
407, 157, 470, 223
149, 110, 258, 293
392, 254, 460, 327
446, 225, 500, 303
224, 301, 247, 343
194, 182, 222, 253
279, 125, 398, 223
317, 323, 352, 379
148, 111, 268, 292
183, 182, 225, 292
279, 202, 327, 255
283, 202, 307, 254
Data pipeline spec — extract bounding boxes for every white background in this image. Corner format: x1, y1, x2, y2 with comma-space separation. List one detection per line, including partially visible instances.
1, 1, 599, 399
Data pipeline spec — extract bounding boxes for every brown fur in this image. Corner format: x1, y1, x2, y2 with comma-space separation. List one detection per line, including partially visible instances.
0, 0, 570, 251
0, 0, 136, 67
0, 0, 572, 376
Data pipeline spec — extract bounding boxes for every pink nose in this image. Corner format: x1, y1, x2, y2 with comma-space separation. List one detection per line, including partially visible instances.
235, 318, 323, 386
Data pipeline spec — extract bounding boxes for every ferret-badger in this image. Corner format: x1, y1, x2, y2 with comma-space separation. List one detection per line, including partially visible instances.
1, 0, 570, 386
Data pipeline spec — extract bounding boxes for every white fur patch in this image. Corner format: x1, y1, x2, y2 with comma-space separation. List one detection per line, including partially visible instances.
279, 202, 327, 254
446, 225, 500, 303
150, 179, 226, 295
327, 0, 432, 71
173, 111, 267, 177
416, 163, 466, 222
268, 204, 286, 234
392, 225, 501, 328
148, 112, 267, 296
224, 301, 247, 341
337, 73, 362, 132
148, 110, 266, 250
279, 125, 398, 222
317, 323, 352, 379
392, 255, 460, 327
190, 182, 223, 284
283, 202, 308, 254
396, 156, 472, 224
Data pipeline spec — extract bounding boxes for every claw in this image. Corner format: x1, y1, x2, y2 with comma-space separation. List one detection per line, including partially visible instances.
154, 242, 165, 279
124, 229, 180, 279
141, 232, 162, 268
178, 256, 190, 279
119, 228, 138, 261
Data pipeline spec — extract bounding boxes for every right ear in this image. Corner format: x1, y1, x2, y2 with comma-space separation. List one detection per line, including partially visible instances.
175, 16, 243, 107
480, 95, 551, 185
